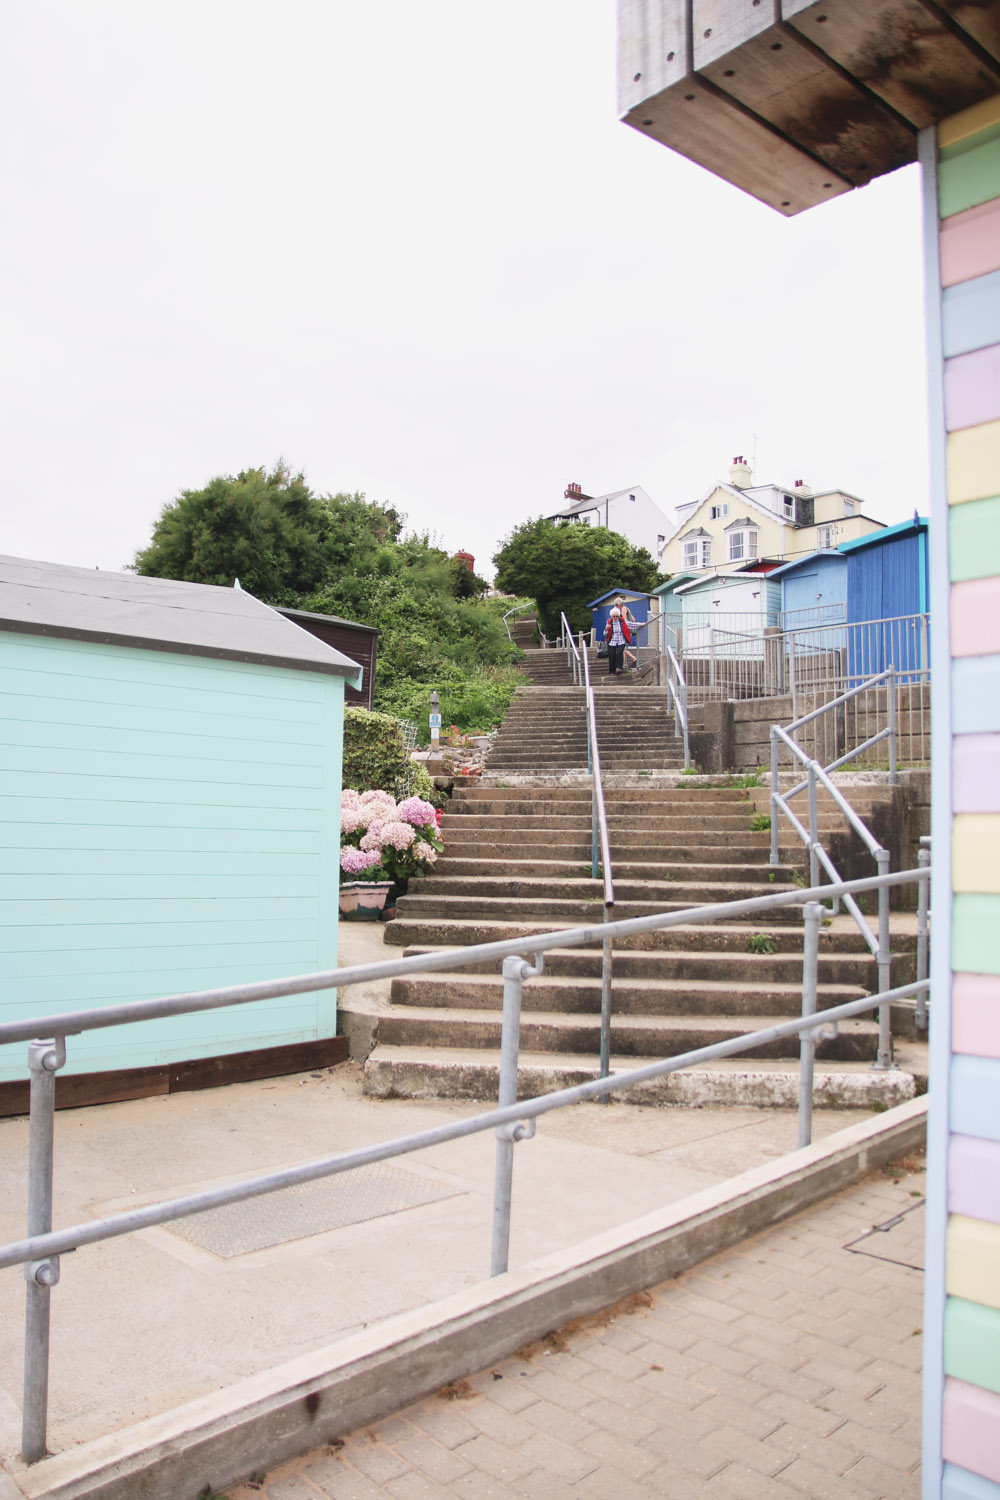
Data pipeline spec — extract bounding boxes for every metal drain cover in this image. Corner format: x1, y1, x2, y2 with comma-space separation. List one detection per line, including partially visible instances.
166, 1162, 464, 1257
844, 1199, 925, 1272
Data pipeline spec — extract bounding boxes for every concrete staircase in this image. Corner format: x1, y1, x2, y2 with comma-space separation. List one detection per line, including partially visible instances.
355, 775, 922, 1107
489, 687, 689, 773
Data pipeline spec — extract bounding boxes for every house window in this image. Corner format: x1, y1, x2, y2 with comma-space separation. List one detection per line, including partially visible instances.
783, 495, 795, 519
683, 538, 712, 569
818, 525, 835, 548
843, 498, 856, 515
728, 529, 758, 563
710, 503, 729, 519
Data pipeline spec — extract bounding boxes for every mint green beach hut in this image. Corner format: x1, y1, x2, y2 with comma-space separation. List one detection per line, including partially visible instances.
0, 554, 363, 1111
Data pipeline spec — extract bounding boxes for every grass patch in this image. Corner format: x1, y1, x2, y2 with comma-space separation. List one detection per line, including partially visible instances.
747, 933, 778, 955
748, 813, 771, 833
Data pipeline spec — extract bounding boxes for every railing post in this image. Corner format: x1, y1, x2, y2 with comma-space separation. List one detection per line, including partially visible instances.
599, 909, 613, 1094
873, 849, 894, 1070
807, 761, 820, 892
769, 728, 780, 867
799, 903, 823, 1149
491, 955, 541, 1277
22, 1036, 66, 1464
887, 665, 898, 784
917, 842, 931, 1031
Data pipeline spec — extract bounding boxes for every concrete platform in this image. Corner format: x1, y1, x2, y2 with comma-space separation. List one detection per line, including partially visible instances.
0, 921, 925, 1497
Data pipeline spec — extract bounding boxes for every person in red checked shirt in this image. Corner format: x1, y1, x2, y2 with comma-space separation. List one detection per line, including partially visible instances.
604, 607, 631, 676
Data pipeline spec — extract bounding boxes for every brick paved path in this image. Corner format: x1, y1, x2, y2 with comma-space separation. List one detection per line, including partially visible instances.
230, 1164, 925, 1500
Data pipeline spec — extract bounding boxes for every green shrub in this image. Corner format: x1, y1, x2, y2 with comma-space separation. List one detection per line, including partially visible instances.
342, 709, 412, 793
749, 813, 771, 832
375, 666, 528, 747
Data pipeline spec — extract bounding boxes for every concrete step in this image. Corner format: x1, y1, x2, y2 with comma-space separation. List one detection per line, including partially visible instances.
373, 1005, 878, 1061
399, 943, 882, 985
388, 970, 867, 1018
361, 1046, 920, 1108
391, 895, 807, 924
412, 875, 802, 902
432, 858, 789, 884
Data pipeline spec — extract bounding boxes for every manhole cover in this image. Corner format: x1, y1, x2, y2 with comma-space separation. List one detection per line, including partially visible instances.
844, 1199, 925, 1271
165, 1162, 465, 1257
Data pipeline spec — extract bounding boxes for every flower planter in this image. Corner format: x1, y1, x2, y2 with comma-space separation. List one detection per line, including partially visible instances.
339, 880, 394, 921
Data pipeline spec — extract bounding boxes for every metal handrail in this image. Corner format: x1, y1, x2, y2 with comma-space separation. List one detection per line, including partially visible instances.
501, 601, 535, 642
3, 864, 929, 1465
769, 669, 902, 1068
559, 610, 583, 684
578, 636, 615, 1084
664, 642, 691, 770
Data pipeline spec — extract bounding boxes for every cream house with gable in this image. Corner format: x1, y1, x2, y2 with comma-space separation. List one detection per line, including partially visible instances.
660, 458, 885, 576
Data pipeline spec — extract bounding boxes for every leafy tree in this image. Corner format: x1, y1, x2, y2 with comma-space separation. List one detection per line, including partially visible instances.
133, 463, 402, 606
492, 518, 663, 636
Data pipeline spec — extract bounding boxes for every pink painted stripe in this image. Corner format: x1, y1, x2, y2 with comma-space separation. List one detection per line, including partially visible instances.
950, 1133, 1000, 1223
946, 345, 1000, 432
954, 735, 1000, 812
952, 579, 1000, 655
943, 1377, 1000, 1482
941, 198, 1000, 288
953, 973, 1000, 1057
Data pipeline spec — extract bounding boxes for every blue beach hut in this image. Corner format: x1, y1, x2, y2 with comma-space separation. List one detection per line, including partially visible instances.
0, 555, 363, 1111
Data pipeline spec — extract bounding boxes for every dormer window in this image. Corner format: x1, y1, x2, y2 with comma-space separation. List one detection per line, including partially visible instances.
727, 527, 759, 563
783, 495, 795, 519
844, 498, 856, 515
682, 530, 712, 569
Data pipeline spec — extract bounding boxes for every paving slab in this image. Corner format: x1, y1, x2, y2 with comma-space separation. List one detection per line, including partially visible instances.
0, 921, 907, 1484
231, 1164, 926, 1500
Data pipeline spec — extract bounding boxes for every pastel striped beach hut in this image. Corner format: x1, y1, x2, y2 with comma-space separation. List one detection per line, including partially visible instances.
0, 555, 362, 1113
619, 4, 1000, 1492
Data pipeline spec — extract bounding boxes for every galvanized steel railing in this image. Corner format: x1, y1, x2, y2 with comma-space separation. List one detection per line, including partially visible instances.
1, 867, 929, 1464
769, 671, 903, 1068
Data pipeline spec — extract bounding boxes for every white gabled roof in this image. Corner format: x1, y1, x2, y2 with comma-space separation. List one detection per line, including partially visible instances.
0, 554, 364, 683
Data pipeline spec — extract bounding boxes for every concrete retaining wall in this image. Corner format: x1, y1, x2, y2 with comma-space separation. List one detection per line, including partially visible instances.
9, 1099, 927, 1500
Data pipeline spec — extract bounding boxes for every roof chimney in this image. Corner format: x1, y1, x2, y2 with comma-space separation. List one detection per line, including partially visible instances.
729, 455, 752, 489
564, 481, 582, 498
793, 478, 813, 498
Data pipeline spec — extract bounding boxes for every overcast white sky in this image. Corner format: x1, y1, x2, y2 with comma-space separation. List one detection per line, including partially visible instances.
1, 1, 929, 582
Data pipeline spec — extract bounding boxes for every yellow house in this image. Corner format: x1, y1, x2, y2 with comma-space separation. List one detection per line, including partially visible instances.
659, 457, 885, 577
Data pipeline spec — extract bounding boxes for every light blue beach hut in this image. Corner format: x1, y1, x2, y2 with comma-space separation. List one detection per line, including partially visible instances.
0, 555, 362, 1110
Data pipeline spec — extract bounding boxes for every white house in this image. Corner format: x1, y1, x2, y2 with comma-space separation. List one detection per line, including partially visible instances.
548, 482, 672, 559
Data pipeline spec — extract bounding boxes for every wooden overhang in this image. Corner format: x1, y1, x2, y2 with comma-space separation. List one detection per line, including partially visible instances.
618, 1, 1000, 215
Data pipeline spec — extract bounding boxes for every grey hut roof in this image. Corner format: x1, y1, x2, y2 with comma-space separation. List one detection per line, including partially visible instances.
0, 554, 364, 683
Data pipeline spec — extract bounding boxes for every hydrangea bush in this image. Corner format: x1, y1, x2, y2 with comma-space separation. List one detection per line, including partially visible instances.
339, 788, 444, 883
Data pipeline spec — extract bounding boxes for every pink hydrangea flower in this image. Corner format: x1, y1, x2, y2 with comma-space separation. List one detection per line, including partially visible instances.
413, 840, 437, 863
376, 820, 416, 852
396, 796, 437, 828
341, 805, 365, 835
340, 847, 383, 876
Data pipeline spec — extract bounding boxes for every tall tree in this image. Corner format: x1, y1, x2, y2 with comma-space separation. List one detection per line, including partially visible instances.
132, 463, 402, 606
492, 518, 663, 636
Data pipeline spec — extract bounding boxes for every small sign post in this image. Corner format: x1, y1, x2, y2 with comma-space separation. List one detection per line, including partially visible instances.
429, 691, 441, 753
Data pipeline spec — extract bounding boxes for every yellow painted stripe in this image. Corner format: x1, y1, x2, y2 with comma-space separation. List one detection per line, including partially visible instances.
948, 420, 1000, 505
954, 814, 1000, 892
947, 1215, 1000, 1311
940, 96, 1000, 150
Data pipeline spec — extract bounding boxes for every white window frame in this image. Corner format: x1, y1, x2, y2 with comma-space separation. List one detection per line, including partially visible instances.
710, 503, 729, 520
683, 538, 712, 569
727, 528, 759, 563
817, 525, 836, 549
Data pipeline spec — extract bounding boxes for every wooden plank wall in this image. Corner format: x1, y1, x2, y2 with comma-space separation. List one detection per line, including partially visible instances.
927, 93, 1000, 1499
0, 634, 343, 1083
